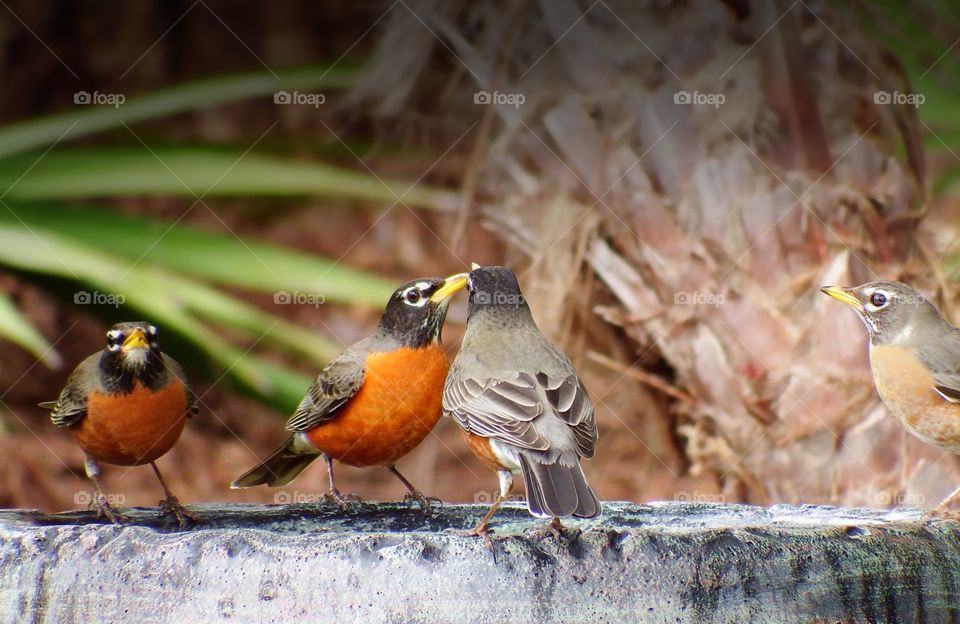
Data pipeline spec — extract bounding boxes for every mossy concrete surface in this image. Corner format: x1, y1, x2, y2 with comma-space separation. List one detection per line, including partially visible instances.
1, 501, 958, 623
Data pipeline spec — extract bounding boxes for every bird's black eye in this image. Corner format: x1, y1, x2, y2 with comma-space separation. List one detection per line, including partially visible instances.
870, 292, 888, 307
404, 289, 422, 305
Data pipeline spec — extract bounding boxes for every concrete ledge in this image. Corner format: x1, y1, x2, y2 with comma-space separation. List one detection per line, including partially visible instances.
2, 502, 959, 623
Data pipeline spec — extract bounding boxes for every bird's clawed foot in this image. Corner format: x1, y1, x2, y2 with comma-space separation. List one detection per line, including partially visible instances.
925, 505, 960, 522
446, 524, 496, 549
322, 489, 362, 512
403, 490, 442, 514
525, 517, 579, 542
159, 494, 197, 528
90, 493, 123, 525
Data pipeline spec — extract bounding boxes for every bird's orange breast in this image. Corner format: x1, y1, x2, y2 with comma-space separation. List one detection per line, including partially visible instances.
72, 379, 189, 466
306, 344, 448, 467
870, 344, 960, 453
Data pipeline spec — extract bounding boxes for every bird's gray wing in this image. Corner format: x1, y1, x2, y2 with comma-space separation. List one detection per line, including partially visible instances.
163, 354, 199, 417
535, 372, 597, 458
443, 368, 597, 458
285, 343, 367, 432
919, 330, 960, 403
43, 353, 99, 428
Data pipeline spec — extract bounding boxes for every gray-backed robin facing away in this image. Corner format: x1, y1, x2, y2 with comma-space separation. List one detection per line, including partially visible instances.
822, 281, 960, 516
231, 274, 468, 511
41, 321, 198, 527
443, 265, 600, 536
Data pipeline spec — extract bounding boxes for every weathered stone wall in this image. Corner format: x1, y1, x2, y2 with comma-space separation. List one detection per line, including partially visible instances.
1, 502, 958, 623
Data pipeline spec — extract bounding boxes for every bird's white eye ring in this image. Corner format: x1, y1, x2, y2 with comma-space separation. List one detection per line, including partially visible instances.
401, 286, 428, 307
865, 290, 891, 311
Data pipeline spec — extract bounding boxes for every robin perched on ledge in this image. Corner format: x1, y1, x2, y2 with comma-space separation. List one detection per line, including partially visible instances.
41, 321, 198, 527
443, 265, 600, 536
231, 274, 468, 510
822, 281, 960, 516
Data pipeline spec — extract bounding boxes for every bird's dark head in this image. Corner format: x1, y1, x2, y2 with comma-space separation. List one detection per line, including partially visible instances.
99, 321, 167, 390
820, 281, 945, 345
104, 321, 161, 369
465, 265, 531, 319
378, 274, 468, 346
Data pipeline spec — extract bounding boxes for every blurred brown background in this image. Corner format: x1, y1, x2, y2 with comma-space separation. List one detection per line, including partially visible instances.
1, 0, 959, 515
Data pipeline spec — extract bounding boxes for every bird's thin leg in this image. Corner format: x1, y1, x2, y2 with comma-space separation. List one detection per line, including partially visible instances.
449, 469, 513, 544
927, 484, 960, 520
388, 464, 440, 513
150, 462, 196, 528
83, 456, 121, 524
938, 484, 960, 509
321, 454, 361, 511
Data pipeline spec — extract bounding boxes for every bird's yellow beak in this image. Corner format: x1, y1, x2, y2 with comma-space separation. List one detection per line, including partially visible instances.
122, 328, 149, 350
431, 273, 469, 303
820, 285, 861, 309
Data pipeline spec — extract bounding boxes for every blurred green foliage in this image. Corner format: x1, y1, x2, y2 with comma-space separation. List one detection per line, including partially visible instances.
858, 0, 960, 192
0, 65, 456, 412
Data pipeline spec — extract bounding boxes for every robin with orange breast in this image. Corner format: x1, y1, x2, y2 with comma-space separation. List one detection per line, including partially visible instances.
231, 274, 468, 509
41, 321, 198, 527
443, 265, 600, 537
822, 281, 960, 517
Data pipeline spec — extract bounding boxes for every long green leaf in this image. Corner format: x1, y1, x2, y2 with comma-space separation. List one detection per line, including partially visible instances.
0, 65, 357, 159
0, 203, 395, 307
0, 221, 318, 405
0, 148, 457, 209
0, 291, 60, 368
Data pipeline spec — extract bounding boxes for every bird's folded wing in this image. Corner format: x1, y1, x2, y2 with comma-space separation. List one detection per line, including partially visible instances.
919, 332, 960, 404
443, 371, 597, 457
536, 372, 597, 458
46, 375, 89, 428
285, 348, 366, 432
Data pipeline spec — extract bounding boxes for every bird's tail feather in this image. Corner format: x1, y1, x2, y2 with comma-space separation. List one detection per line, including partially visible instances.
519, 454, 601, 518
230, 436, 318, 488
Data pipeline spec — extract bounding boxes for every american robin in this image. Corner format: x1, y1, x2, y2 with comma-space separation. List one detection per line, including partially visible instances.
822, 281, 960, 516
443, 265, 600, 536
230, 274, 468, 510
40, 321, 198, 527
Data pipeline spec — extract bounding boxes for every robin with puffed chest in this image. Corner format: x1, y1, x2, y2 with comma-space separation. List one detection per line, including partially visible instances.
231, 274, 468, 510
41, 321, 198, 527
443, 265, 600, 536
822, 281, 960, 516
